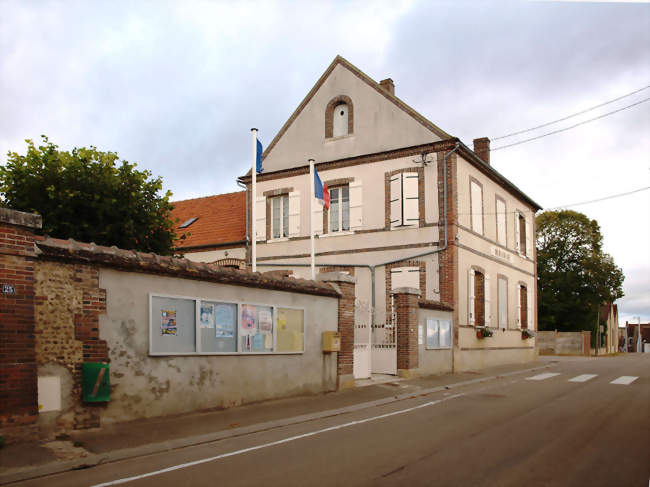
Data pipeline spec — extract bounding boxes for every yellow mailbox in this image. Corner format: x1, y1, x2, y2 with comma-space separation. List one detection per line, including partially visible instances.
322, 331, 341, 352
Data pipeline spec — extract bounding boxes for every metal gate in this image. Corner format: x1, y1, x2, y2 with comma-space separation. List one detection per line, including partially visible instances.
353, 298, 397, 378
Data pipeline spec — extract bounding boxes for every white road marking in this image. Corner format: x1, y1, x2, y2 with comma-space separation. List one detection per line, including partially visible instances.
610, 376, 638, 385
91, 392, 466, 487
526, 373, 561, 381
568, 374, 597, 383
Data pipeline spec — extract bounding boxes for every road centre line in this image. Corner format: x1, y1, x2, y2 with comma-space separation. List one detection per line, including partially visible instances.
610, 376, 638, 385
91, 392, 466, 487
568, 374, 597, 382
526, 373, 561, 381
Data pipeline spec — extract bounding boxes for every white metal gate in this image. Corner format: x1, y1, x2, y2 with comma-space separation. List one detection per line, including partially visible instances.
353, 298, 397, 378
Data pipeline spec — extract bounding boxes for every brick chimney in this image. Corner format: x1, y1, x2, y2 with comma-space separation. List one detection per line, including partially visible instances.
473, 137, 490, 165
379, 78, 395, 96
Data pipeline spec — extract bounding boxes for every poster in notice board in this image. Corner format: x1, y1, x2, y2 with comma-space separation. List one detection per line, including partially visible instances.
276, 308, 304, 352
240, 305, 273, 352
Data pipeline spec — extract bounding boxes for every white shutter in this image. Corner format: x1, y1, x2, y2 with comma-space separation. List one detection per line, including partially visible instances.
525, 217, 532, 258
311, 197, 323, 236
514, 213, 521, 254
470, 181, 483, 234
484, 273, 491, 326
349, 180, 363, 231
403, 174, 419, 226
498, 277, 508, 328
468, 268, 475, 326
255, 196, 266, 241
288, 191, 300, 237
496, 199, 506, 245
516, 284, 522, 327
527, 286, 534, 331
389, 175, 402, 228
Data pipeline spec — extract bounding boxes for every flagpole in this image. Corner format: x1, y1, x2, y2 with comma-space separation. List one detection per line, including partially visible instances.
309, 158, 315, 280
251, 128, 258, 273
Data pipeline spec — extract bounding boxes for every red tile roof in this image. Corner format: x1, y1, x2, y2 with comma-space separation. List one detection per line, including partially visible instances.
170, 191, 246, 249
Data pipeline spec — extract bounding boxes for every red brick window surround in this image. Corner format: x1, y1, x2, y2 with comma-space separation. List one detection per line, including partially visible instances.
325, 95, 354, 138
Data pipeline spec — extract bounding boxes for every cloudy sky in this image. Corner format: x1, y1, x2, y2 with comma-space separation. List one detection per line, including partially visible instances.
1, 0, 649, 323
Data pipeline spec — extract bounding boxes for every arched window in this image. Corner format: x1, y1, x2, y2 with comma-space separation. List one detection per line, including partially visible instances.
325, 95, 354, 138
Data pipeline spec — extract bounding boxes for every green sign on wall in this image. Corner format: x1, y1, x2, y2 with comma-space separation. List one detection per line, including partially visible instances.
81, 362, 110, 402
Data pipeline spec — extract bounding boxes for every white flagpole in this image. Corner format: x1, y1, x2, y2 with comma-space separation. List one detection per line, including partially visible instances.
251, 128, 258, 273
309, 158, 315, 280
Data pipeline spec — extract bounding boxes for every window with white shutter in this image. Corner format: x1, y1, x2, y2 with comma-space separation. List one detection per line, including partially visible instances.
468, 269, 475, 326
470, 180, 483, 234
255, 196, 266, 241
349, 180, 363, 231
514, 213, 520, 253
312, 194, 323, 236
390, 172, 419, 228
484, 273, 491, 327
496, 197, 506, 245
288, 191, 300, 237
517, 212, 527, 257
516, 284, 522, 327
527, 286, 533, 331
498, 277, 508, 328
271, 195, 289, 239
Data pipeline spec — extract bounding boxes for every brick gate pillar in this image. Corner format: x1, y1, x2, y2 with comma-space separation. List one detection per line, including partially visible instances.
0, 208, 42, 441
318, 272, 356, 390
392, 287, 420, 378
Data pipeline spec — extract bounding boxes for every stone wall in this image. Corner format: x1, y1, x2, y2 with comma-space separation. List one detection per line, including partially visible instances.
537, 330, 590, 356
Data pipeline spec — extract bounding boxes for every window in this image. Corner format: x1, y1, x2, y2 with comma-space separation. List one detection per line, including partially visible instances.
332, 104, 349, 137
426, 319, 452, 349
470, 180, 483, 234
389, 172, 419, 228
272, 195, 289, 239
518, 284, 528, 329
469, 269, 490, 326
329, 186, 350, 232
515, 211, 530, 257
496, 197, 506, 245
498, 276, 508, 328
179, 217, 198, 229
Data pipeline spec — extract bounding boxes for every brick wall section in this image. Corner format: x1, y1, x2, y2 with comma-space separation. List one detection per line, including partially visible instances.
438, 150, 459, 338
393, 289, 420, 371
0, 211, 41, 435
35, 260, 108, 429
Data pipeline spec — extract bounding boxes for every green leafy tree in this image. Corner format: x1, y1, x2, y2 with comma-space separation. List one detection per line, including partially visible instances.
1, 136, 176, 254
536, 210, 624, 332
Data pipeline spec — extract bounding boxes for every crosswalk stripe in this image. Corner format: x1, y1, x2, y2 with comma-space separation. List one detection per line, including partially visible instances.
610, 376, 638, 385
526, 373, 561, 381
568, 374, 597, 383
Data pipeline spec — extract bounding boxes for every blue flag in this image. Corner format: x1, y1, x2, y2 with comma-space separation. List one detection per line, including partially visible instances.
314, 168, 330, 210
256, 139, 264, 174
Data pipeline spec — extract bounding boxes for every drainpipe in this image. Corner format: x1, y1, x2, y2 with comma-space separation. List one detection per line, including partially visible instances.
248, 142, 460, 366
236, 179, 249, 263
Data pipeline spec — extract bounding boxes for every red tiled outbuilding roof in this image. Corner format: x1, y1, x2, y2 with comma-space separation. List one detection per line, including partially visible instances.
170, 191, 246, 250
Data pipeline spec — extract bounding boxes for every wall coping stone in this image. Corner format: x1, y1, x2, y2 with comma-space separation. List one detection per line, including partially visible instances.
419, 299, 454, 311
0, 208, 42, 229
34, 236, 341, 298
390, 287, 421, 297
317, 272, 356, 284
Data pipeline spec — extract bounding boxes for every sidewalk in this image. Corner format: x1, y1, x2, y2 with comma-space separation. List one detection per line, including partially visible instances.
0, 359, 557, 485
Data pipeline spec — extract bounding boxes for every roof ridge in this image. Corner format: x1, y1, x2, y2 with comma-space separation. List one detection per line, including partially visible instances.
172, 190, 245, 204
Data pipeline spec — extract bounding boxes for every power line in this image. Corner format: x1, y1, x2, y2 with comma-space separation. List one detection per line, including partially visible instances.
491, 97, 650, 151
492, 84, 650, 141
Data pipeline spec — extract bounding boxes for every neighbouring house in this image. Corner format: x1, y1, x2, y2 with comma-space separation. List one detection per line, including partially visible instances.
179, 56, 543, 377
171, 191, 248, 268
624, 321, 650, 352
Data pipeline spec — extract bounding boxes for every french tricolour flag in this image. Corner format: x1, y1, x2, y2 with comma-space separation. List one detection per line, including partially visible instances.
314, 167, 330, 210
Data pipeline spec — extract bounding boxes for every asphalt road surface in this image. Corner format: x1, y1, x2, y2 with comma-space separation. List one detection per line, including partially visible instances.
15, 354, 650, 487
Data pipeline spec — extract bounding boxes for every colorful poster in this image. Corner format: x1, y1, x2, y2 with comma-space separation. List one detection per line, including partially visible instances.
214, 304, 235, 337
241, 305, 257, 336
264, 333, 273, 349
200, 304, 215, 329
161, 310, 177, 336
259, 308, 273, 333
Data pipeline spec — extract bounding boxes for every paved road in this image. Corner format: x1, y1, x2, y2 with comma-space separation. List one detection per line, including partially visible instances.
16, 354, 649, 487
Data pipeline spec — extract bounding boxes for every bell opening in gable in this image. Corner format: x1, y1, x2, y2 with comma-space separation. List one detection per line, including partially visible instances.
333, 103, 349, 137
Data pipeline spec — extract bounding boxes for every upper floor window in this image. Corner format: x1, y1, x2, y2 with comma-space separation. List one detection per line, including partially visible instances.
325, 95, 354, 138
333, 104, 349, 137
389, 171, 419, 228
272, 195, 289, 239
496, 197, 506, 245
329, 186, 350, 232
470, 179, 483, 234
515, 211, 529, 256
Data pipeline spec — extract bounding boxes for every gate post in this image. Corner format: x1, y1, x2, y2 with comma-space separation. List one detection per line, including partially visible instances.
318, 272, 356, 390
392, 287, 420, 378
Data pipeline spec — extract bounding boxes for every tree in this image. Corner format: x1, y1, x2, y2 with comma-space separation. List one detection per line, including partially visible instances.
536, 210, 624, 332
1, 136, 177, 255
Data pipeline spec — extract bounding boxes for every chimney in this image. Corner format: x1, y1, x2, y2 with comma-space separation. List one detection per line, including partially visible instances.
379, 78, 395, 96
473, 137, 490, 165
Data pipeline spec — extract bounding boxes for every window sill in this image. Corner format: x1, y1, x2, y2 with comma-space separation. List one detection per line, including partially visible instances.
324, 134, 355, 143
267, 237, 290, 243
319, 231, 355, 238
389, 224, 419, 231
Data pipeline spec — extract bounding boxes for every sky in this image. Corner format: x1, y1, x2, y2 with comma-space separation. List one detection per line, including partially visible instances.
1, 0, 648, 324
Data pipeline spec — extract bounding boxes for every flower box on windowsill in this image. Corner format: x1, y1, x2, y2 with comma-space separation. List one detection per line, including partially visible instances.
521, 329, 535, 340
476, 327, 493, 339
